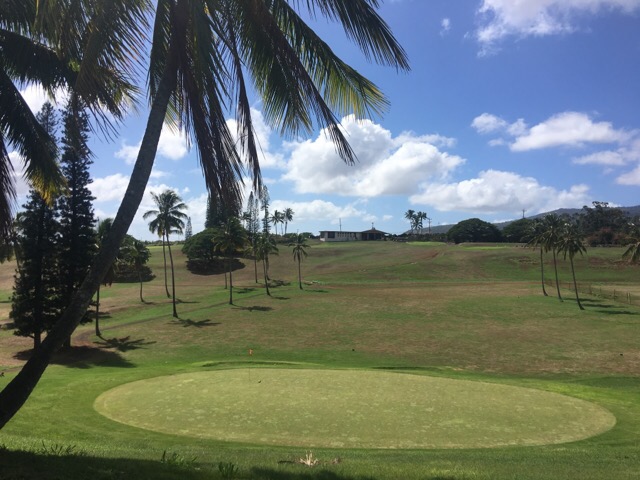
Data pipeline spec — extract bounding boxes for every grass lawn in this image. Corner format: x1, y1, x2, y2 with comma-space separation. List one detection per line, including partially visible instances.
0, 240, 639, 479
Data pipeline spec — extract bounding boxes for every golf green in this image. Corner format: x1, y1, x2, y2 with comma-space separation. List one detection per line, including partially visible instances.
94, 369, 615, 449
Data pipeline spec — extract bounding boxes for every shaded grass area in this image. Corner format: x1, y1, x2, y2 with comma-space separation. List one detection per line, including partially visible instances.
0, 242, 639, 479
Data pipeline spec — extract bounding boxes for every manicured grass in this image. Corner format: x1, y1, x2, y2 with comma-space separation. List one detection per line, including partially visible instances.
0, 241, 639, 479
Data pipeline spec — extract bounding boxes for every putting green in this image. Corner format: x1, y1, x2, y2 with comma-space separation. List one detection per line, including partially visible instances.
94, 369, 615, 449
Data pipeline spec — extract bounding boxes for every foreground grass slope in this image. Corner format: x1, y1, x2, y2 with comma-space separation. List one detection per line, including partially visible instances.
0, 241, 639, 479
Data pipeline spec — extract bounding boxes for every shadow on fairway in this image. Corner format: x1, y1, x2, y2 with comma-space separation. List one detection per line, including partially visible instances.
580, 299, 640, 316
95, 336, 157, 352
0, 449, 208, 480
170, 318, 221, 328
14, 345, 136, 369
236, 287, 257, 294
234, 305, 273, 312
251, 468, 375, 480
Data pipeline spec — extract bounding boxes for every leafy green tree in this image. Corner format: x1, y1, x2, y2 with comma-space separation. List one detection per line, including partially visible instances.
540, 214, 564, 301
557, 223, 587, 310
182, 228, 219, 267
212, 218, 248, 305
0, 0, 408, 430
502, 218, 534, 243
243, 192, 261, 283
526, 219, 549, 297
143, 190, 188, 318
57, 102, 97, 346
94, 218, 118, 337
289, 233, 310, 290
447, 218, 502, 244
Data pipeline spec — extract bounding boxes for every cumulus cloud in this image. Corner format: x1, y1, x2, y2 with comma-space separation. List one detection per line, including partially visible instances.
410, 169, 590, 214
476, 0, 640, 54
226, 108, 285, 169
474, 111, 630, 153
90, 173, 132, 202
115, 125, 189, 164
573, 150, 627, 166
282, 116, 463, 197
511, 112, 627, 151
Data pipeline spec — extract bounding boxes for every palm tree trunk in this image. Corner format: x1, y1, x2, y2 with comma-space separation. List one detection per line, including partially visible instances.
0, 59, 176, 430
95, 286, 101, 337
263, 259, 271, 296
162, 236, 170, 298
138, 270, 144, 303
570, 257, 584, 310
298, 258, 302, 290
166, 234, 177, 318
254, 255, 258, 283
539, 247, 548, 296
228, 257, 233, 305
552, 249, 563, 301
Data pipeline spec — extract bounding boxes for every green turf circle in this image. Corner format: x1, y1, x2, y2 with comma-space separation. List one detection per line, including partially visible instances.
94, 369, 615, 449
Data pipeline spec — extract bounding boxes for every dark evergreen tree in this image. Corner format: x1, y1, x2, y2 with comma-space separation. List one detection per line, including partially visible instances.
10, 103, 60, 349
184, 216, 193, 241
205, 190, 240, 228
57, 102, 97, 346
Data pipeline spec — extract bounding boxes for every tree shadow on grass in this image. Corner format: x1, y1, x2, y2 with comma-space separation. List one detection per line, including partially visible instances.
170, 318, 221, 328
95, 336, 157, 352
14, 345, 136, 369
580, 299, 640, 316
251, 468, 375, 480
236, 287, 257, 294
0, 448, 208, 480
233, 305, 273, 312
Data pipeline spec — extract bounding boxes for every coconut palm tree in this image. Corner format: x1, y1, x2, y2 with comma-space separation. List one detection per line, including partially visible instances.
0, 0, 408, 430
270, 210, 284, 236
557, 223, 587, 310
283, 208, 294, 236
0, 0, 144, 237
526, 219, 549, 297
122, 238, 150, 303
256, 233, 279, 296
212, 217, 247, 305
404, 209, 416, 234
289, 233, 310, 290
143, 190, 187, 318
541, 214, 564, 301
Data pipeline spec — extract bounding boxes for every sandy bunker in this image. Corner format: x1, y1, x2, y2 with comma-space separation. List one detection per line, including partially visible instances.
94, 369, 615, 449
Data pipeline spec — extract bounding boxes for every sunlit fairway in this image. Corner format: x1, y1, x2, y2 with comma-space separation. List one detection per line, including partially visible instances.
95, 369, 615, 449
1, 240, 639, 479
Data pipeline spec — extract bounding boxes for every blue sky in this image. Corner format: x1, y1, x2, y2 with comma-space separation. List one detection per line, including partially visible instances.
12, 0, 640, 240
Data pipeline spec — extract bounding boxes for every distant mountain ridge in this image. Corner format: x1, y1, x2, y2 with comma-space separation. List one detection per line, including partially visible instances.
411, 205, 640, 235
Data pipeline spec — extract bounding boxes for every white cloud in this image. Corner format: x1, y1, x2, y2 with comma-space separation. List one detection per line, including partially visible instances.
115, 125, 189, 165
440, 18, 452, 35
511, 112, 628, 151
9, 151, 30, 199
283, 116, 464, 197
19, 84, 69, 114
616, 165, 640, 185
410, 169, 590, 214
476, 0, 640, 53
226, 108, 285, 169
573, 150, 627, 165
90, 173, 131, 202
471, 113, 508, 134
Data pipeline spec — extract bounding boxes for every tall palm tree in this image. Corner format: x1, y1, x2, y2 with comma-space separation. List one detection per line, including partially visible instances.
557, 223, 587, 310
94, 218, 117, 337
283, 208, 294, 236
404, 209, 416, 234
143, 190, 187, 318
541, 214, 564, 301
289, 233, 310, 290
122, 238, 150, 303
270, 210, 284, 236
256, 233, 279, 296
0, 0, 144, 238
526, 219, 549, 297
212, 217, 247, 305
0, 0, 409, 430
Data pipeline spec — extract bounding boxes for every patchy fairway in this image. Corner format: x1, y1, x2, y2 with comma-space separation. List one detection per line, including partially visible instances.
0, 241, 639, 479
95, 369, 615, 449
